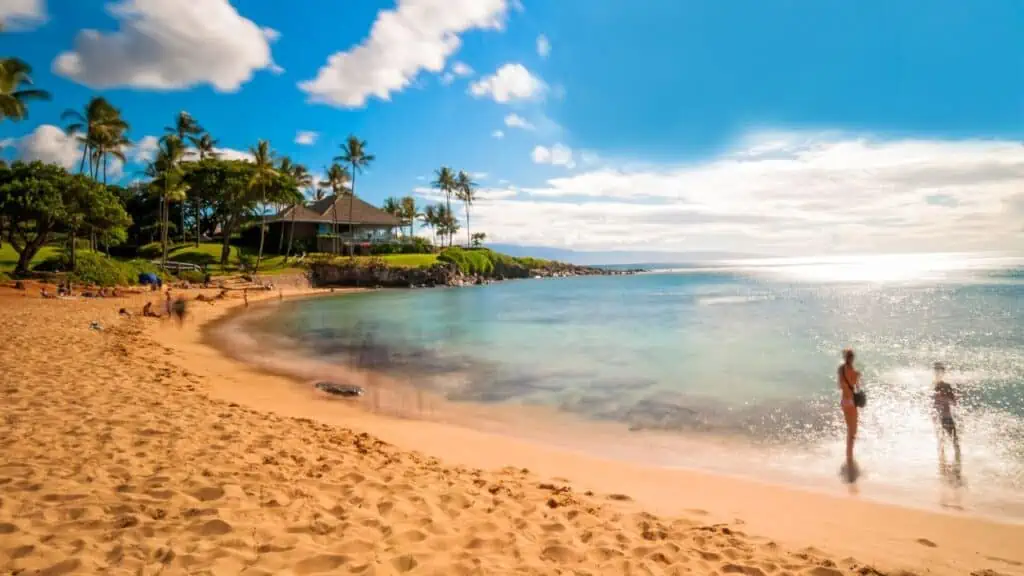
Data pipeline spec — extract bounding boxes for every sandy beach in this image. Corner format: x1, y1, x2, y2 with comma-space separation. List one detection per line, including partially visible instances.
1, 282, 1023, 576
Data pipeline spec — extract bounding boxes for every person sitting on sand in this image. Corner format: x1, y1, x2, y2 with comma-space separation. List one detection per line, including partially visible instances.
142, 301, 159, 318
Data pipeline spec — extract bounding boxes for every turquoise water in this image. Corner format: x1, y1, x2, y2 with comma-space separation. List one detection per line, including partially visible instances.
245, 253, 1024, 517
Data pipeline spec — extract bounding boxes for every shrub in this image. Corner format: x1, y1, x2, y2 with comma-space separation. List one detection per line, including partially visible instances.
176, 269, 207, 284
37, 251, 166, 286
369, 237, 433, 255
138, 242, 162, 259
438, 247, 495, 276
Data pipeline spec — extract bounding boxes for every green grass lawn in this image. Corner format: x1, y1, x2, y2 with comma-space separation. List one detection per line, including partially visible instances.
357, 253, 439, 268
0, 243, 61, 273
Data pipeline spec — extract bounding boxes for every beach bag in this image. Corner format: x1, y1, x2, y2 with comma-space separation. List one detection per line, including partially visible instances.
840, 367, 867, 408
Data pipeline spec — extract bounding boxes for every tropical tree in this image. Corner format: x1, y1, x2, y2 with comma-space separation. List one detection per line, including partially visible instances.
420, 204, 438, 246
334, 135, 375, 253
249, 140, 276, 273
0, 162, 128, 274
286, 163, 312, 259
471, 232, 487, 247
432, 166, 457, 245
321, 163, 350, 254
62, 97, 128, 180
400, 196, 419, 241
382, 197, 401, 218
163, 112, 202, 242
436, 203, 460, 246
145, 136, 187, 265
0, 58, 49, 122
182, 159, 256, 265
187, 132, 218, 245
456, 170, 477, 247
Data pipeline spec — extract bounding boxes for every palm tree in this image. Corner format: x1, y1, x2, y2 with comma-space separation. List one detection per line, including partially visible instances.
382, 197, 402, 218
400, 196, 420, 241
432, 167, 457, 245
286, 164, 312, 259
334, 135, 375, 254
0, 58, 49, 122
163, 112, 202, 243
62, 97, 127, 179
249, 140, 276, 273
146, 136, 187, 266
421, 205, 439, 246
322, 163, 350, 254
187, 132, 219, 245
456, 170, 477, 247
92, 130, 130, 185
164, 111, 202, 145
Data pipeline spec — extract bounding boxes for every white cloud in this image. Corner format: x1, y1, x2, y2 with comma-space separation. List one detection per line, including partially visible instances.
2, 124, 126, 179
299, 0, 510, 108
452, 61, 474, 77
531, 144, 575, 169
183, 146, 253, 163
462, 131, 1024, 255
469, 63, 545, 103
536, 34, 550, 58
295, 131, 318, 146
473, 172, 489, 180
0, 0, 45, 30
52, 0, 278, 92
4, 125, 80, 170
504, 113, 534, 130
492, 130, 505, 139
132, 135, 160, 163
440, 73, 456, 85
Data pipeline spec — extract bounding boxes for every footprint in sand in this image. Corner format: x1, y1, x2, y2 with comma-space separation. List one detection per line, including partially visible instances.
190, 486, 225, 501
916, 538, 938, 548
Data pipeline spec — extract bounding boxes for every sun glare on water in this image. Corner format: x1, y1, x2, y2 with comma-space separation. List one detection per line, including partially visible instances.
721, 252, 1022, 283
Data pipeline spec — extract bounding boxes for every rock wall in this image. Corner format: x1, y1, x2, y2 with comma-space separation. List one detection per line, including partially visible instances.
308, 260, 638, 289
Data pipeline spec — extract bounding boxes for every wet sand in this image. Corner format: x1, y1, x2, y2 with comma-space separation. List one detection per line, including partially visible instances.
1, 282, 1022, 575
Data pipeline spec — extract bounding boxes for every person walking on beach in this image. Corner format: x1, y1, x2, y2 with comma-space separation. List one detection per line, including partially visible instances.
838, 348, 863, 481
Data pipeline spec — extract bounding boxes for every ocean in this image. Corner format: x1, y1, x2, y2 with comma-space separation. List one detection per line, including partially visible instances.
224, 253, 1024, 519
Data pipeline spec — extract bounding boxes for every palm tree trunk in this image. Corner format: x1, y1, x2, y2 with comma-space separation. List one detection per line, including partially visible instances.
332, 202, 339, 255
161, 186, 169, 267
195, 197, 202, 247
286, 205, 297, 259
70, 231, 77, 271
78, 145, 89, 175
277, 203, 286, 254
465, 206, 471, 247
180, 201, 186, 244
348, 168, 357, 256
255, 183, 266, 273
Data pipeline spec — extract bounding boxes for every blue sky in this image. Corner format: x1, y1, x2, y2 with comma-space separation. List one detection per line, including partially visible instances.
2, 0, 1023, 256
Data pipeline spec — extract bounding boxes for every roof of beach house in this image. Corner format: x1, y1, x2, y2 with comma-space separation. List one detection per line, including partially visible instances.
271, 195, 402, 226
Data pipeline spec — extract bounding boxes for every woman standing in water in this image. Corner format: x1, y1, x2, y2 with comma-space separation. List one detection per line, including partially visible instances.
838, 348, 861, 480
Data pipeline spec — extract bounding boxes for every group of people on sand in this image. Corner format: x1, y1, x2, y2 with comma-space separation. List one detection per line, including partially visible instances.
838, 349, 961, 484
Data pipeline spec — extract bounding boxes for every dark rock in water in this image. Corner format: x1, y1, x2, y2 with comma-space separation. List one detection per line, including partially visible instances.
314, 381, 364, 397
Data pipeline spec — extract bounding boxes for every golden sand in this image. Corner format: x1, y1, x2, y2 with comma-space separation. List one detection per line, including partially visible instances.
1, 283, 1022, 575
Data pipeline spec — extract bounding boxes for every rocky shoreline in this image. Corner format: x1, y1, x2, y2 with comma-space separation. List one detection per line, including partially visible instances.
308, 259, 640, 289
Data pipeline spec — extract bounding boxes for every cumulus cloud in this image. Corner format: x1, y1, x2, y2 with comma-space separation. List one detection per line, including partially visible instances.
531, 144, 575, 168
295, 131, 318, 146
300, 0, 510, 108
182, 146, 253, 163
536, 34, 550, 58
469, 63, 545, 103
492, 130, 505, 139
460, 132, 1024, 255
504, 113, 534, 130
0, 0, 45, 29
452, 61, 474, 77
3, 125, 80, 169
52, 0, 278, 92
131, 135, 160, 163
1, 124, 128, 179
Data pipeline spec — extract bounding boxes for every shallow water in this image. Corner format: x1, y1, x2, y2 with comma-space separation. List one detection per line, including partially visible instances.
239, 253, 1024, 519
